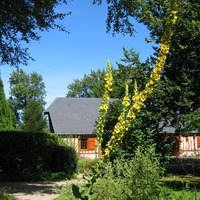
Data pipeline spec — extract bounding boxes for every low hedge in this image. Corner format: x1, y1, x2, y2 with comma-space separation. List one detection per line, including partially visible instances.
0, 131, 77, 181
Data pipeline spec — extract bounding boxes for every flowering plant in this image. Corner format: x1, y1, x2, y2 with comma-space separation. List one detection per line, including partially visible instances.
96, 59, 113, 156
101, 2, 178, 159
72, 3, 178, 199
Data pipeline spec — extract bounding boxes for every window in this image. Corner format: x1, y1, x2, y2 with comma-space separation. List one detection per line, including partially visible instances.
81, 138, 87, 150
80, 138, 96, 150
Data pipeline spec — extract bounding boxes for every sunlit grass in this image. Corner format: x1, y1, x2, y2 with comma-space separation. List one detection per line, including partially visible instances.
159, 174, 200, 200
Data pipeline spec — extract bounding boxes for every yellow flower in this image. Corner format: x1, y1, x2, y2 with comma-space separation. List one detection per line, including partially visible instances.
121, 121, 125, 126
105, 84, 109, 89
153, 67, 160, 74
144, 87, 153, 95
115, 128, 120, 133
132, 94, 139, 102
105, 74, 109, 81
105, 149, 110, 156
118, 116, 122, 121
108, 82, 112, 86
152, 74, 161, 81
149, 79, 155, 85
111, 135, 115, 140
132, 103, 140, 110
102, 4, 178, 159
127, 112, 136, 120
171, 18, 177, 24
140, 94, 147, 102
171, 10, 178, 15
123, 96, 129, 101
122, 101, 130, 107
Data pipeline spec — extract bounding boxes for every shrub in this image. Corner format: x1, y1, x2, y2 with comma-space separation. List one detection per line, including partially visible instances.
0, 131, 77, 181
91, 147, 161, 200
0, 190, 14, 200
41, 171, 76, 181
72, 147, 164, 200
78, 159, 99, 174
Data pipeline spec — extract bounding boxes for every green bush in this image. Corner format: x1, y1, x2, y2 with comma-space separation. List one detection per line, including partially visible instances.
0, 131, 77, 181
91, 147, 161, 200
41, 171, 76, 181
78, 158, 99, 174
72, 147, 165, 200
0, 190, 14, 200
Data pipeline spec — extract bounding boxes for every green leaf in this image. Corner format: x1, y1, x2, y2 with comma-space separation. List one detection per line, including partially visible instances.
80, 190, 88, 199
72, 184, 82, 199
145, 38, 154, 43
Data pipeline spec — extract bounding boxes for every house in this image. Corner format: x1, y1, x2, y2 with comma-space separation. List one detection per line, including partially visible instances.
177, 135, 200, 156
45, 97, 200, 158
162, 125, 200, 157
44, 97, 116, 159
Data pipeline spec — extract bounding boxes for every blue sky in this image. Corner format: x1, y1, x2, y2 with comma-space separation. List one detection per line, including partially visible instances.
1, 0, 155, 108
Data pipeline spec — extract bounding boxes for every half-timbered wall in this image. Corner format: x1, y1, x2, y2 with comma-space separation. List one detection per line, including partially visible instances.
78, 136, 100, 159
180, 136, 200, 156
62, 135, 100, 159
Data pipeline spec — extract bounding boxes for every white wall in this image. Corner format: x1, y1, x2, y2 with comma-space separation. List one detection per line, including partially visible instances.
180, 136, 200, 156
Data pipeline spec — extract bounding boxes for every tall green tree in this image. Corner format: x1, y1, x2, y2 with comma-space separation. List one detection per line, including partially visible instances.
94, 0, 200, 132
0, 77, 13, 130
9, 68, 46, 128
0, 0, 71, 67
18, 99, 47, 132
183, 107, 200, 133
66, 0, 199, 160
67, 69, 107, 98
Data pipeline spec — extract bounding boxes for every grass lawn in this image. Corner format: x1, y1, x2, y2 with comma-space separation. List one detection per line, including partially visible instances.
159, 174, 200, 200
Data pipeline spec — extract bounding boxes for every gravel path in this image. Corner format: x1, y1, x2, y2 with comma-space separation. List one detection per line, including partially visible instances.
0, 174, 84, 200
0, 181, 65, 200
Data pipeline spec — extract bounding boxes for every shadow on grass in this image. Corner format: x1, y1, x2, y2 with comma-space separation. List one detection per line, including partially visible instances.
159, 175, 200, 191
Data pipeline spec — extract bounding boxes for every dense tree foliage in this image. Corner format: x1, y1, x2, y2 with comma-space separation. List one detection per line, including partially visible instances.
0, 78, 13, 130
93, 0, 200, 123
184, 108, 200, 133
0, 0, 70, 67
67, 69, 107, 98
9, 68, 46, 128
18, 99, 47, 132
66, 0, 199, 160
92, 0, 200, 146
66, 56, 146, 99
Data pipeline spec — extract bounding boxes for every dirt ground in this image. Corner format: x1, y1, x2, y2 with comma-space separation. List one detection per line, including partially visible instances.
0, 174, 83, 200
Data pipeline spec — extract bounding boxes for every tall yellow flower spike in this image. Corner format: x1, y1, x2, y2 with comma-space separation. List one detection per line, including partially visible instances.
102, 2, 178, 159
103, 83, 131, 158
96, 59, 113, 156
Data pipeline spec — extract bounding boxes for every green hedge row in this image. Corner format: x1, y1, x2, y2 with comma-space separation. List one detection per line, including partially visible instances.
0, 131, 77, 181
